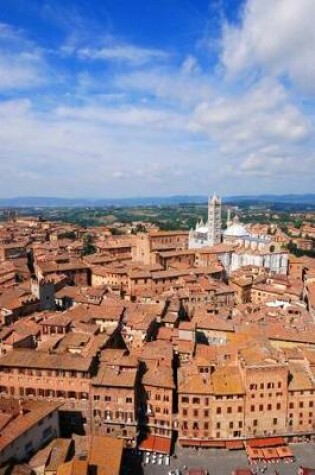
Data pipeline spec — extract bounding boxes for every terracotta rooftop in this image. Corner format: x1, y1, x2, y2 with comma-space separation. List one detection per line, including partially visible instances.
212, 366, 245, 395
0, 349, 93, 372
0, 399, 61, 451
92, 365, 137, 388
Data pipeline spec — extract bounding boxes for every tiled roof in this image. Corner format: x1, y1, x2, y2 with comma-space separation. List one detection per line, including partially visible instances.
0, 349, 93, 372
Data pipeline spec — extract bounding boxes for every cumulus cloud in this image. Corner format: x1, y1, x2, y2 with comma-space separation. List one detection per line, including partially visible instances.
116, 66, 213, 105
0, 1, 314, 197
189, 79, 310, 148
221, 0, 315, 92
0, 23, 47, 90
55, 104, 186, 130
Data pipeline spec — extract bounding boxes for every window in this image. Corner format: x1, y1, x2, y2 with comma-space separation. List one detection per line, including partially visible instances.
238, 406, 242, 413
126, 397, 132, 404
310, 401, 314, 407
182, 397, 189, 403
204, 422, 209, 430
94, 395, 100, 401
253, 419, 258, 427
267, 404, 272, 410
24, 441, 33, 453
204, 409, 209, 417
278, 382, 282, 388
227, 407, 232, 414
289, 402, 294, 409
259, 405, 263, 412
105, 396, 111, 402
216, 407, 221, 414
193, 397, 200, 404
183, 409, 188, 416
273, 418, 277, 425
260, 383, 264, 389
276, 403, 281, 410
299, 402, 304, 408
250, 405, 255, 412
239, 421, 243, 428
216, 422, 221, 429
193, 410, 199, 417
42, 426, 52, 440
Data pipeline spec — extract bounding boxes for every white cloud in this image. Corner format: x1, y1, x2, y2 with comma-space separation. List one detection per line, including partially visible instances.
222, 0, 315, 92
0, 4, 314, 197
55, 103, 185, 130
116, 66, 213, 105
0, 23, 47, 90
0, 98, 210, 197
189, 79, 310, 149
77, 44, 168, 65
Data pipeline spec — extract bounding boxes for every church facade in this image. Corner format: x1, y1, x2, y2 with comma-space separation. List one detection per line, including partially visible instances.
189, 193, 288, 275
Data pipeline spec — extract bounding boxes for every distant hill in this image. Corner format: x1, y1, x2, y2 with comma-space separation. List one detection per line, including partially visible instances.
0, 194, 314, 208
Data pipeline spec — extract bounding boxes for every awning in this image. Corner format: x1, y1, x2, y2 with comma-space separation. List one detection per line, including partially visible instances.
153, 436, 172, 455
139, 435, 155, 452
262, 448, 279, 460
226, 440, 244, 450
276, 446, 294, 458
199, 440, 226, 448
247, 437, 284, 448
179, 439, 226, 448
138, 435, 171, 455
246, 446, 264, 460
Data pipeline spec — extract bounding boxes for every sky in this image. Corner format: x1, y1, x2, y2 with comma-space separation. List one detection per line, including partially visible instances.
0, 0, 315, 198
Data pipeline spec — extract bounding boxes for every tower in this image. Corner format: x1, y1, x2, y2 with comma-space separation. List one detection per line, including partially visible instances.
207, 193, 222, 246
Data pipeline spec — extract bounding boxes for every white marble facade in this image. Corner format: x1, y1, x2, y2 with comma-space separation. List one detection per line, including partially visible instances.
189, 195, 288, 275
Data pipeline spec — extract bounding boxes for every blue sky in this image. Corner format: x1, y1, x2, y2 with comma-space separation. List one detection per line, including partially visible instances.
0, 0, 314, 198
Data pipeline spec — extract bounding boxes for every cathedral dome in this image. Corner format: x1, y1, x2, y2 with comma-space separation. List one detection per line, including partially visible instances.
224, 216, 248, 237
195, 225, 209, 234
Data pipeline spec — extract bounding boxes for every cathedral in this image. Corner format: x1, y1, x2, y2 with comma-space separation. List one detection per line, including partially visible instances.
189, 193, 288, 275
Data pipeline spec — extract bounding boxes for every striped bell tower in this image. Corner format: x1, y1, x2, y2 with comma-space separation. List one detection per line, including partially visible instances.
207, 192, 222, 246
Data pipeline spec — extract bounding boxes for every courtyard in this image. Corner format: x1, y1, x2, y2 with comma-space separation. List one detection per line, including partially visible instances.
122, 443, 315, 475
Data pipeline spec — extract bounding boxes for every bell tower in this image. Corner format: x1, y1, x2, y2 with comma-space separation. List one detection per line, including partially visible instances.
208, 193, 222, 246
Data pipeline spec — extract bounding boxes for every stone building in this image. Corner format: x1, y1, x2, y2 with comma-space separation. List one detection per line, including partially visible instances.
91, 357, 139, 448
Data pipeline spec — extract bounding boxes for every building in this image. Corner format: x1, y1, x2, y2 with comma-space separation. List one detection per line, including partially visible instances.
0, 398, 61, 466
189, 200, 288, 275
91, 353, 139, 448
0, 349, 93, 435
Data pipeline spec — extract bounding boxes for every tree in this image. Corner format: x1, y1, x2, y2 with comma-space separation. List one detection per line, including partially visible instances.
82, 233, 96, 256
